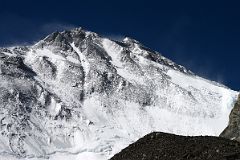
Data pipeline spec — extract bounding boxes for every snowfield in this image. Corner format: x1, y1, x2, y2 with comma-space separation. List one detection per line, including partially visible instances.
0, 27, 238, 160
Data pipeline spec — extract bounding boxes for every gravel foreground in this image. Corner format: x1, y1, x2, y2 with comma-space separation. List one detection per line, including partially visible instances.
110, 132, 240, 160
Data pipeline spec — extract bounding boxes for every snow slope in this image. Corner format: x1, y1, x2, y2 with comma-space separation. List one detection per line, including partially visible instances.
0, 27, 238, 160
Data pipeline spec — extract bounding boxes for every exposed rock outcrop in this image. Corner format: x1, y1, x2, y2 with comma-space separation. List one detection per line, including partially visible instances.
221, 94, 240, 141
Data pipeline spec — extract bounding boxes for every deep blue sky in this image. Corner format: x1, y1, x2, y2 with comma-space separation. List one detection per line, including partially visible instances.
0, 0, 239, 90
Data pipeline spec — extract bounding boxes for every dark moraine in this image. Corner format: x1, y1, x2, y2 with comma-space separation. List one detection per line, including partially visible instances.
110, 132, 240, 160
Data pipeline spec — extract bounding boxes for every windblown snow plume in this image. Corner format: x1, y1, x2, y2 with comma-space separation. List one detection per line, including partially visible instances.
0, 27, 238, 160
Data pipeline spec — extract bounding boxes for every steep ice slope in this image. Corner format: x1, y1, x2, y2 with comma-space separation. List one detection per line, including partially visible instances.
0, 27, 238, 160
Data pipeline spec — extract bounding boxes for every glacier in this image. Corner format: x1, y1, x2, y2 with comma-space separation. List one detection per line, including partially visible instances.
0, 27, 238, 160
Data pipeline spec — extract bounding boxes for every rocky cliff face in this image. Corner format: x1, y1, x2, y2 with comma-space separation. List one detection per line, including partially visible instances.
221, 94, 240, 141
0, 27, 238, 160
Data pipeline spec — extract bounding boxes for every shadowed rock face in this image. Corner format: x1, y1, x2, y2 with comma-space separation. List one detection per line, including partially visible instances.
110, 132, 240, 160
221, 95, 240, 141
0, 27, 238, 159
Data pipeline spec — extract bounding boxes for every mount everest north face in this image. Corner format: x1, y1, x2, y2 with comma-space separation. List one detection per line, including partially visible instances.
0, 27, 238, 160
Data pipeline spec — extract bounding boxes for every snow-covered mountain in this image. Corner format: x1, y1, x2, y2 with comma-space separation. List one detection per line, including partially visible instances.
0, 27, 238, 160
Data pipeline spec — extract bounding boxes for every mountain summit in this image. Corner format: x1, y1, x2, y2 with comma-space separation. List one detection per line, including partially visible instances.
0, 27, 238, 160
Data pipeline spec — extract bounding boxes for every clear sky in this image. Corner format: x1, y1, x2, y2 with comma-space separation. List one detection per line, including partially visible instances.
0, 0, 239, 90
